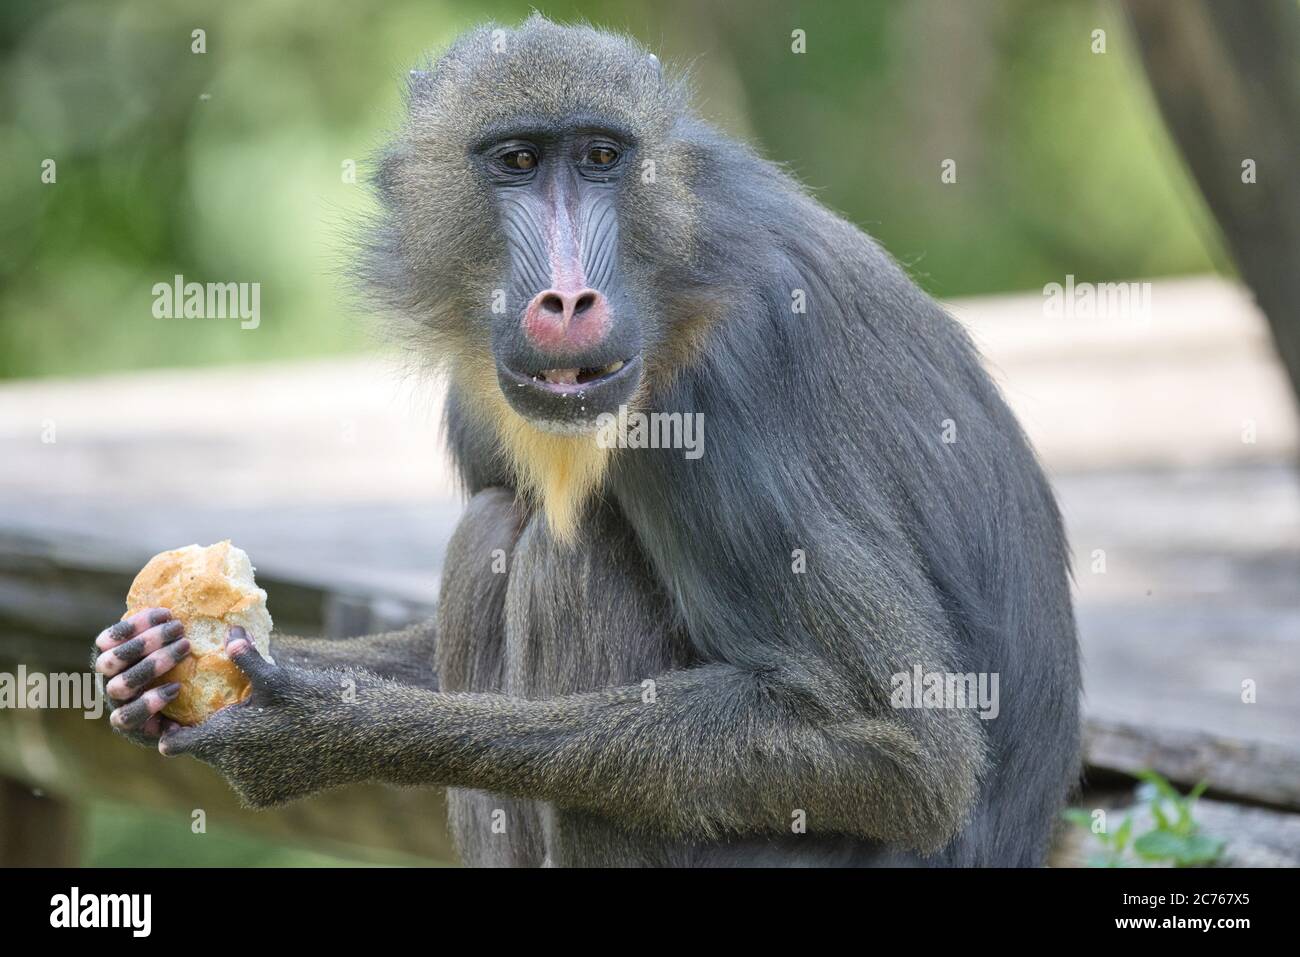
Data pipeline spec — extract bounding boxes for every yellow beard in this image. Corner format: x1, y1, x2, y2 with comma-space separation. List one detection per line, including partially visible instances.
461, 360, 611, 544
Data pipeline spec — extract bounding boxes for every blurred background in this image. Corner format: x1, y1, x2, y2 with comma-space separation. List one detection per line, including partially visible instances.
0, 0, 1228, 377
0, 0, 1297, 867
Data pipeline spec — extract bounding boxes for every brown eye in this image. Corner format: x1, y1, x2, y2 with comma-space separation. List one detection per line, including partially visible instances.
502, 149, 537, 171
587, 146, 618, 167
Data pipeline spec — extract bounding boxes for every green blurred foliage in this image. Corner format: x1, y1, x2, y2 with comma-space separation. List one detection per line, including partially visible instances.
83, 799, 436, 866
0, 0, 1221, 380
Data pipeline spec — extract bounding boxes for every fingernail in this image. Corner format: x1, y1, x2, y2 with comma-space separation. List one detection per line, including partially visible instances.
228, 626, 248, 642
162, 620, 185, 641
149, 608, 172, 626
160, 682, 182, 699
171, 638, 191, 658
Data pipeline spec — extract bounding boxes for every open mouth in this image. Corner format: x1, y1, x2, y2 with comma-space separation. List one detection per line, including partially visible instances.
497, 354, 643, 430
530, 359, 626, 389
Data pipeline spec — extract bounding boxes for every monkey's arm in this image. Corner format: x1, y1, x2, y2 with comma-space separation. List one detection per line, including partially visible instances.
271, 622, 437, 690
374, 665, 984, 851
161, 642, 985, 853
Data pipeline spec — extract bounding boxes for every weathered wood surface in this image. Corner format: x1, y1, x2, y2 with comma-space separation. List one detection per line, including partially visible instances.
1062, 463, 1299, 750
1085, 717, 1300, 812
946, 276, 1298, 470
1, 275, 1296, 863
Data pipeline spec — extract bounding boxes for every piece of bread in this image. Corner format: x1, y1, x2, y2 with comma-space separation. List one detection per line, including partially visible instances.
123, 541, 273, 725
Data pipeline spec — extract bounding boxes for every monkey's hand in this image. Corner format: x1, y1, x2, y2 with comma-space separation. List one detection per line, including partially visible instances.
158, 627, 373, 807
92, 607, 192, 747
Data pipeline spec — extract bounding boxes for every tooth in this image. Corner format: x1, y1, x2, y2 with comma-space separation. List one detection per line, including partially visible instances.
606, 360, 623, 374
542, 368, 579, 385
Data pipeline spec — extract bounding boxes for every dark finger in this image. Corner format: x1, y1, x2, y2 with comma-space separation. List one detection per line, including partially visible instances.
96, 619, 184, 676
106, 638, 190, 701
95, 608, 172, 652
110, 683, 181, 733
159, 721, 204, 757
226, 627, 276, 688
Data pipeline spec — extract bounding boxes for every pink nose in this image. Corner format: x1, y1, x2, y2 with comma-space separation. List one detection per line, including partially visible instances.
522, 288, 611, 353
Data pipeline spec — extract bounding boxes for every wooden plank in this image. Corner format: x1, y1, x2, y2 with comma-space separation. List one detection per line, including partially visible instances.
0, 528, 435, 670
946, 276, 1299, 470
1085, 717, 1300, 812
1061, 463, 1300, 750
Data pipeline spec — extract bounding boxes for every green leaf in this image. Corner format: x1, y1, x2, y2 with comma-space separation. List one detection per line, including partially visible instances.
1174, 834, 1226, 866
1134, 830, 1190, 861
1115, 816, 1134, 852
1133, 830, 1182, 860
1150, 802, 1171, 831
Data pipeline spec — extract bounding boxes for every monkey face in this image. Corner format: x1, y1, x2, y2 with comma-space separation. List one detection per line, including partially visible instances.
478, 125, 645, 434
369, 18, 703, 439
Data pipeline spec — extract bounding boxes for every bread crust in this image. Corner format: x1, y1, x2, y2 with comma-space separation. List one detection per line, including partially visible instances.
123, 541, 273, 725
